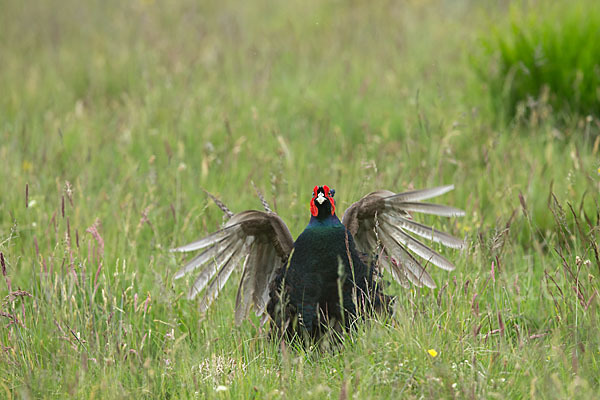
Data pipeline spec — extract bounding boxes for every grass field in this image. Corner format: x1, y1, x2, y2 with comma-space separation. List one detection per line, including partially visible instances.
1, 0, 600, 398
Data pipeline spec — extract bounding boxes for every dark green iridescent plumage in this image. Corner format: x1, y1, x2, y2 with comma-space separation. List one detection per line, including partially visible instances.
267, 191, 390, 341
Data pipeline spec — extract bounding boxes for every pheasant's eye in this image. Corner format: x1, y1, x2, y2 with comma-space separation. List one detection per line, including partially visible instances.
330, 189, 335, 198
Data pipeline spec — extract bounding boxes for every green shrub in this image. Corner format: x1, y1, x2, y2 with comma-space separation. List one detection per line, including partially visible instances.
476, 0, 600, 122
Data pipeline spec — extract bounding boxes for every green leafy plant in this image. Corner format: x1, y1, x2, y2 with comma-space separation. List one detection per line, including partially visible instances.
476, 1, 600, 123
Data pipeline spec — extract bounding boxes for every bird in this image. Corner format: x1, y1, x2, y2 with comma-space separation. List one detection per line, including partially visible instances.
171, 184, 465, 342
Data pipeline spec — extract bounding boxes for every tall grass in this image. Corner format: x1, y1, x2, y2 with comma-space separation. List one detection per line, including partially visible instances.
2, 179, 599, 398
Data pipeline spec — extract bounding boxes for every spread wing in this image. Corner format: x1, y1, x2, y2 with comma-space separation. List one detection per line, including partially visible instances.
172, 192, 294, 325
342, 185, 465, 288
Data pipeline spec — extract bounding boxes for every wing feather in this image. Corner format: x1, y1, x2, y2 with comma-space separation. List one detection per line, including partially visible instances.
378, 252, 410, 288
379, 225, 436, 287
234, 240, 277, 323
188, 238, 243, 299
384, 211, 464, 249
387, 201, 465, 217
254, 245, 279, 316
342, 184, 464, 288
173, 230, 242, 280
198, 237, 254, 312
234, 253, 253, 325
172, 191, 293, 325
382, 220, 455, 271
387, 185, 455, 202
170, 227, 234, 253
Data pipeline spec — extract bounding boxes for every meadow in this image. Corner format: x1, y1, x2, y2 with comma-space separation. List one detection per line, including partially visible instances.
1, 0, 599, 398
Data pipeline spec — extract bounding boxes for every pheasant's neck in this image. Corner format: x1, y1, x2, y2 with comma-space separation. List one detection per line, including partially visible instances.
307, 213, 342, 228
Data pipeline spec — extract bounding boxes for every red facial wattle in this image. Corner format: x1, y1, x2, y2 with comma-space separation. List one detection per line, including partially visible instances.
310, 198, 318, 216
310, 185, 335, 216
323, 185, 335, 215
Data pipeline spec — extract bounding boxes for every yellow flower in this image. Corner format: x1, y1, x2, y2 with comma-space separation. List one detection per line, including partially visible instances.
427, 349, 438, 358
22, 160, 33, 173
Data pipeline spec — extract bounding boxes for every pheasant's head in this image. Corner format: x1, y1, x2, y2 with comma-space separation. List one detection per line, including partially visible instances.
310, 185, 335, 218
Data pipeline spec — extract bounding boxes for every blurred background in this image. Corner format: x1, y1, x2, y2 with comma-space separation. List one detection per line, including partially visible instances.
1, 0, 599, 397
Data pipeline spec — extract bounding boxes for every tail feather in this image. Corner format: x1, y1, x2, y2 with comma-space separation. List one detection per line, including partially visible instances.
252, 181, 273, 213
202, 188, 234, 218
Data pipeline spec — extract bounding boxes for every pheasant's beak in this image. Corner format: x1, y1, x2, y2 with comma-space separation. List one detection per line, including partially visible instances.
315, 193, 326, 204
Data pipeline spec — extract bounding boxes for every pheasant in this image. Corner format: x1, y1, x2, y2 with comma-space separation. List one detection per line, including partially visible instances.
172, 184, 464, 341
